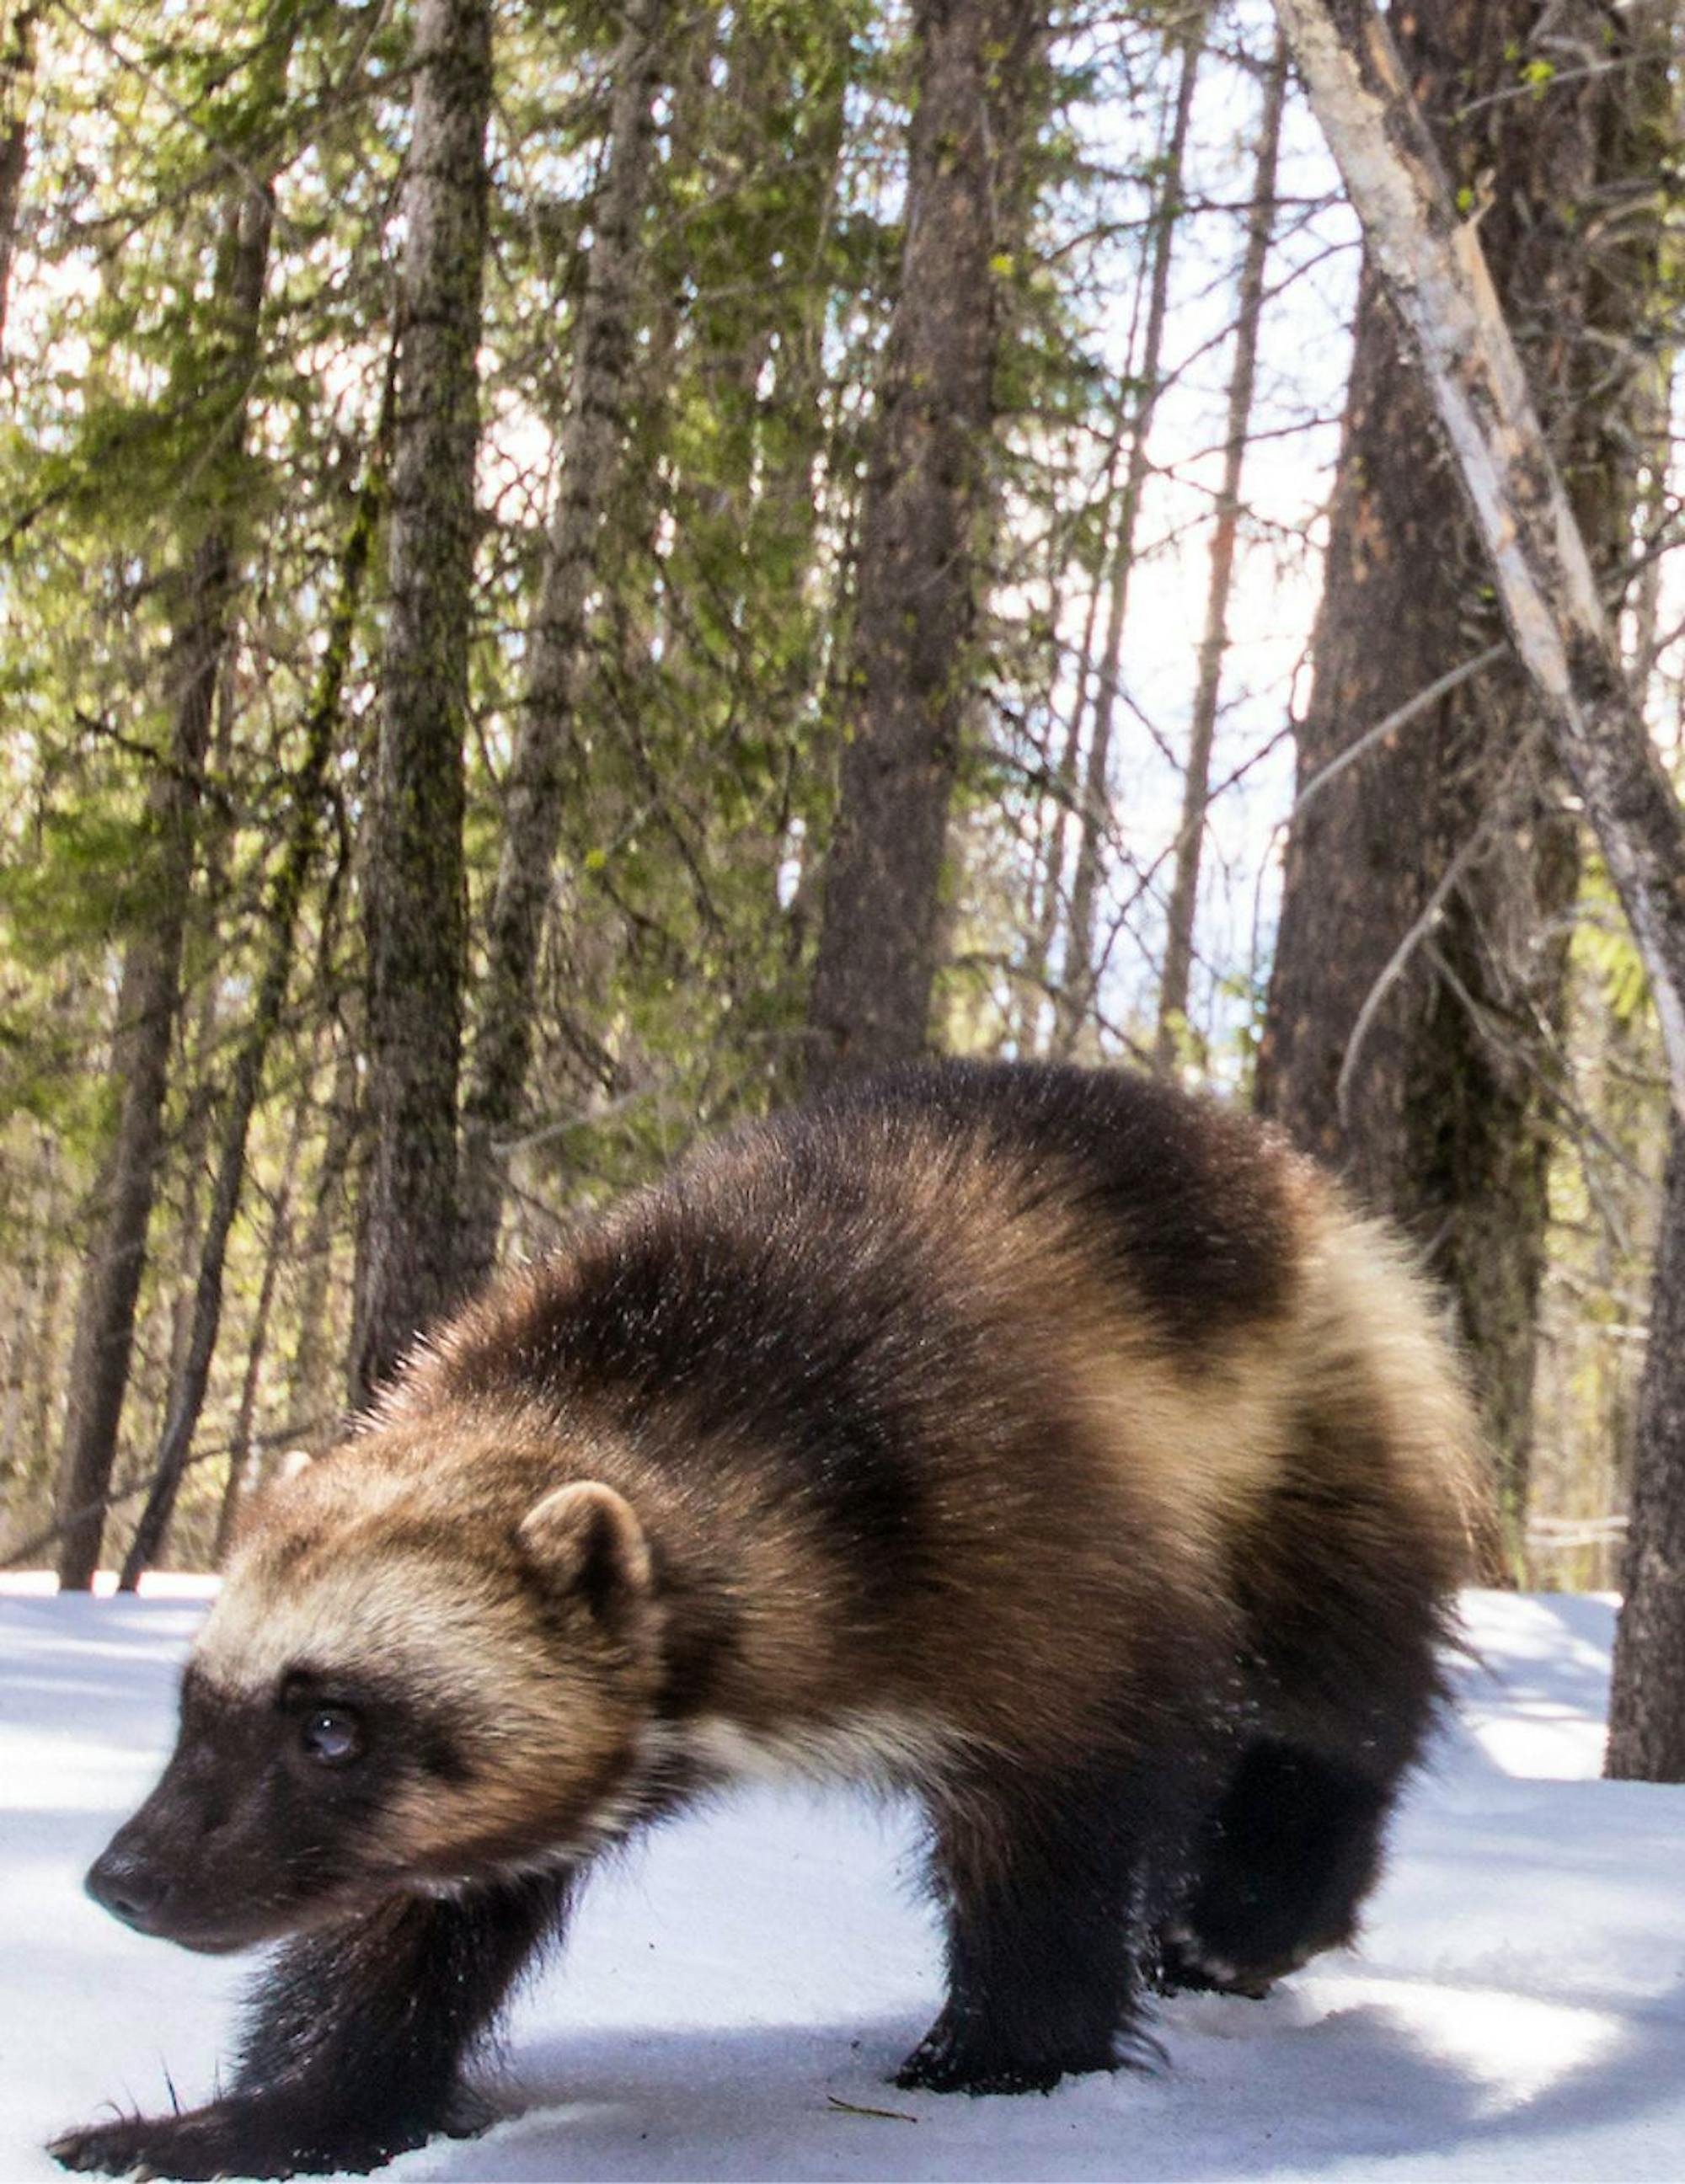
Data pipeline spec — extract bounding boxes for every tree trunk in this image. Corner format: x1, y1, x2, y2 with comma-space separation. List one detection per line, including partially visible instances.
1271, 0, 1685, 1769
158, 679, 238, 1437
1258, 0, 1664, 1551
0, 1125, 54, 1493
1018, 216, 1158, 1053
802, 0, 1047, 1090
51, 181, 275, 1590
0, 1, 39, 358
1051, 25, 1200, 1060
350, 0, 492, 1404
1609, 1117, 1685, 1776
211, 1093, 308, 1566
457, 0, 665, 1291
285, 1041, 360, 1455
1153, 35, 1284, 1076
120, 399, 388, 1585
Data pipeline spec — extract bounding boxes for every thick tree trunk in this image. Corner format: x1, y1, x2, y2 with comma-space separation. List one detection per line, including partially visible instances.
1259, 0, 1664, 1548
1272, 0, 1685, 1770
1153, 36, 1284, 1076
0, 1, 39, 358
457, 0, 664, 1290
802, 0, 1046, 1090
1609, 1117, 1685, 1776
120, 407, 386, 1584
51, 183, 274, 1590
350, 0, 492, 1404
1052, 28, 1200, 1060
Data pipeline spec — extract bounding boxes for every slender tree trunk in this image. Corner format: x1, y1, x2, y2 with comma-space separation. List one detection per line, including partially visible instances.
1258, 0, 1663, 1550
1154, 38, 1285, 1076
1020, 630, 1093, 1047
211, 1093, 308, 1566
0, 1, 39, 358
158, 680, 238, 1434
1018, 235, 1156, 1051
1051, 25, 1200, 1060
285, 1041, 359, 1452
803, 0, 1047, 1089
51, 182, 275, 1590
21, 1128, 67, 1492
457, 0, 664, 1290
350, 0, 492, 1404
120, 403, 388, 1584
1271, 0, 1685, 1769
0, 1127, 53, 1491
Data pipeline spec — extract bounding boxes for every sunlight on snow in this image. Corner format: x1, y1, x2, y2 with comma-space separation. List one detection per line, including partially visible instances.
1321, 1975, 1623, 2117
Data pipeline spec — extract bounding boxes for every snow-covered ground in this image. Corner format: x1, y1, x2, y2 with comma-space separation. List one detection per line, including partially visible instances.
4, 1587, 1683, 2181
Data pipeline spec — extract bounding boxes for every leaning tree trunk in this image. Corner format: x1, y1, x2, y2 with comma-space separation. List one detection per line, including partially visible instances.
1270, 0, 1685, 1775
350, 0, 492, 1404
120, 396, 388, 1585
1257, 0, 1665, 1555
1051, 24, 1200, 1060
456, 0, 665, 1291
1153, 34, 1285, 1076
51, 181, 275, 1590
802, 0, 1047, 1090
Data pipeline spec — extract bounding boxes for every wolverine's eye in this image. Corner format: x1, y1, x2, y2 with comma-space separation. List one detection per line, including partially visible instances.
299, 1706, 365, 1767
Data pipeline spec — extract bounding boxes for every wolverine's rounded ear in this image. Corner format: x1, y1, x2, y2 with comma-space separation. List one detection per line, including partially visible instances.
518, 1482, 653, 1620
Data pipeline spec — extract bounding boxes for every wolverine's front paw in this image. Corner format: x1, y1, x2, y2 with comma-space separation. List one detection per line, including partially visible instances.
1152, 1919, 1281, 2000
48, 2092, 452, 2180
893, 2010, 1116, 2096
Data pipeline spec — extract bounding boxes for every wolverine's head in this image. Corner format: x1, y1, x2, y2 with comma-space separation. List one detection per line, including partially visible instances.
85, 1417, 665, 1952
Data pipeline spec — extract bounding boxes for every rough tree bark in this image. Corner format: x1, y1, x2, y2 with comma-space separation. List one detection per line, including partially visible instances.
120, 394, 388, 1584
51, 181, 275, 1590
1153, 35, 1285, 1076
803, 0, 1046, 1090
1052, 25, 1201, 1060
350, 0, 492, 1404
456, 0, 665, 1290
1611, 1122, 1685, 1774
1258, 0, 1663, 1551
0, 1, 39, 358
1269, 0, 1685, 1774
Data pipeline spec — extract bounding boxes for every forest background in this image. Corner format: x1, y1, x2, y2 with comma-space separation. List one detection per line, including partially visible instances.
3, 0, 1682, 1750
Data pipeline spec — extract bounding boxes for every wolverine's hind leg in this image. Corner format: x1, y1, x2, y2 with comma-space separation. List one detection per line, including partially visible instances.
51, 1872, 572, 2180
1155, 1741, 1397, 1998
899, 1754, 1201, 2096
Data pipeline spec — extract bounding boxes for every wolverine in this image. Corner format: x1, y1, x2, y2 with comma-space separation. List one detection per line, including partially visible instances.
53, 1060, 1485, 2181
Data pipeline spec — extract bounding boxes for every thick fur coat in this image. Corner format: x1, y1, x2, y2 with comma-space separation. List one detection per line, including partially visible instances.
55, 1062, 1487, 2181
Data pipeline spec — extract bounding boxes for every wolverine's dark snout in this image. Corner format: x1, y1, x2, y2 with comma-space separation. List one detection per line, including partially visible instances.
82, 1724, 285, 1954
85, 1835, 174, 1934
83, 1780, 243, 1952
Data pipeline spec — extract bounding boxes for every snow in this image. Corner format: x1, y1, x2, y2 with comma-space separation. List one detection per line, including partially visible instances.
4, 1587, 1684, 2181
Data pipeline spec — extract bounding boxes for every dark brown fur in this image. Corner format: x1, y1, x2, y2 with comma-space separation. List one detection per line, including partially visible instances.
53, 1061, 1485, 2179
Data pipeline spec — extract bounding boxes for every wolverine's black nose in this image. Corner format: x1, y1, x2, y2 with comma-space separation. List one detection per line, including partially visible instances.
86, 1843, 173, 1932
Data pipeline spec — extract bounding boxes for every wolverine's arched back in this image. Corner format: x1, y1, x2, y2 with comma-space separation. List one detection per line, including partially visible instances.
55, 1060, 1487, 2181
